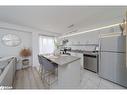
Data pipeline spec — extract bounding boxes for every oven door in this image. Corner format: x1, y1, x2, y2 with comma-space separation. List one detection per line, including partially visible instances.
84, 54, 98, 73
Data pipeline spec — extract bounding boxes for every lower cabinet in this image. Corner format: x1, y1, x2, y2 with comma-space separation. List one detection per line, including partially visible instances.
76, 53, 84, 68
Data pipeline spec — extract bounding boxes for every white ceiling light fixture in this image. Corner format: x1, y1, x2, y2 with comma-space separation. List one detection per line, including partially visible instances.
59, 22, 122, 38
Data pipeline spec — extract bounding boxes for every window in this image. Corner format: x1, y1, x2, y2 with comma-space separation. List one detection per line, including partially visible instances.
39, 36, 55, 54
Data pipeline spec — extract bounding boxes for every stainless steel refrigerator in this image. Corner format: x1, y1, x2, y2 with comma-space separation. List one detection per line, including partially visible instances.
99, 31, 127, 87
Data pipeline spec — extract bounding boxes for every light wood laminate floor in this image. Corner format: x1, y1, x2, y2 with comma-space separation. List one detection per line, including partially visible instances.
13, 67, 125, 89
13, 67, 45, 89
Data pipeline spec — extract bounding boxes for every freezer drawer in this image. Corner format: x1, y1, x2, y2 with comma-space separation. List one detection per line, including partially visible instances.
114, 53, 127, 87
84, 54, 98, 73
99, 52, 115, 82
99, 52, 127, 87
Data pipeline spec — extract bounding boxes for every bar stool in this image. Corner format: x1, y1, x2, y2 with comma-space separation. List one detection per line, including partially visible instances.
38, 55, 58, 88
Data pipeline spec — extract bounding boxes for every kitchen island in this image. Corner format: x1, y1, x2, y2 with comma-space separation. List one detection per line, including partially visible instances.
44, 55, 81, 89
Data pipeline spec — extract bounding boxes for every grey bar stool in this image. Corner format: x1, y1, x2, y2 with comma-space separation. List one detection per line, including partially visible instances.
38, 55, 44, 80
38, 55, 58, 88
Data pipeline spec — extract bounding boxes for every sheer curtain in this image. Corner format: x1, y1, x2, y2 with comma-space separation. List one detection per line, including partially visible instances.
39, 36, 55, 55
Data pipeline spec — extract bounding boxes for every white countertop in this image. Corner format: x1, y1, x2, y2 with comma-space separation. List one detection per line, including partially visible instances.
44, 55, 80, 66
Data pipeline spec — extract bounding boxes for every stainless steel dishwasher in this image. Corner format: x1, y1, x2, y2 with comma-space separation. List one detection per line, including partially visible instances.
84, 53, 98, 73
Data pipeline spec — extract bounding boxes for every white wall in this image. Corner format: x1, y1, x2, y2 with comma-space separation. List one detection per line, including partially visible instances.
67, 30, 99, 45
0, 28, 33, 65
59, 30, 100, 51
32, 32, 56, 69
0, 21, 57, 68
0, 13, 124, 67
32, 32, 39, 68
58, 16, 123, 50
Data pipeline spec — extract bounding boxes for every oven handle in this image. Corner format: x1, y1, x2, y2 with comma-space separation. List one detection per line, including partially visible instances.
84, 54, 97, 58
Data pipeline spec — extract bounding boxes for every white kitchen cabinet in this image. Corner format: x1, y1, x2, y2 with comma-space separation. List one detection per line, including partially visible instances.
76, 53, 84, 68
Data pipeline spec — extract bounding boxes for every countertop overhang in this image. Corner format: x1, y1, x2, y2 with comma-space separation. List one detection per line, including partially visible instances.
44, 55, 80, 66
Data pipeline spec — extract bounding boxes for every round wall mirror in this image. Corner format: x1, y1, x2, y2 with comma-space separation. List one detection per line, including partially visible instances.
1, 34, 21, 47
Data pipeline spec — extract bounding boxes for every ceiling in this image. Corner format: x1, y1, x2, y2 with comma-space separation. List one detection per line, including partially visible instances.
0, 6, 126, 36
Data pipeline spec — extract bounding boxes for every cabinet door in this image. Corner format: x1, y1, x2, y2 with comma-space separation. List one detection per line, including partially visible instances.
99, 52, 115, 82
77, 53, 83, 68
114, 53, 127, 87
